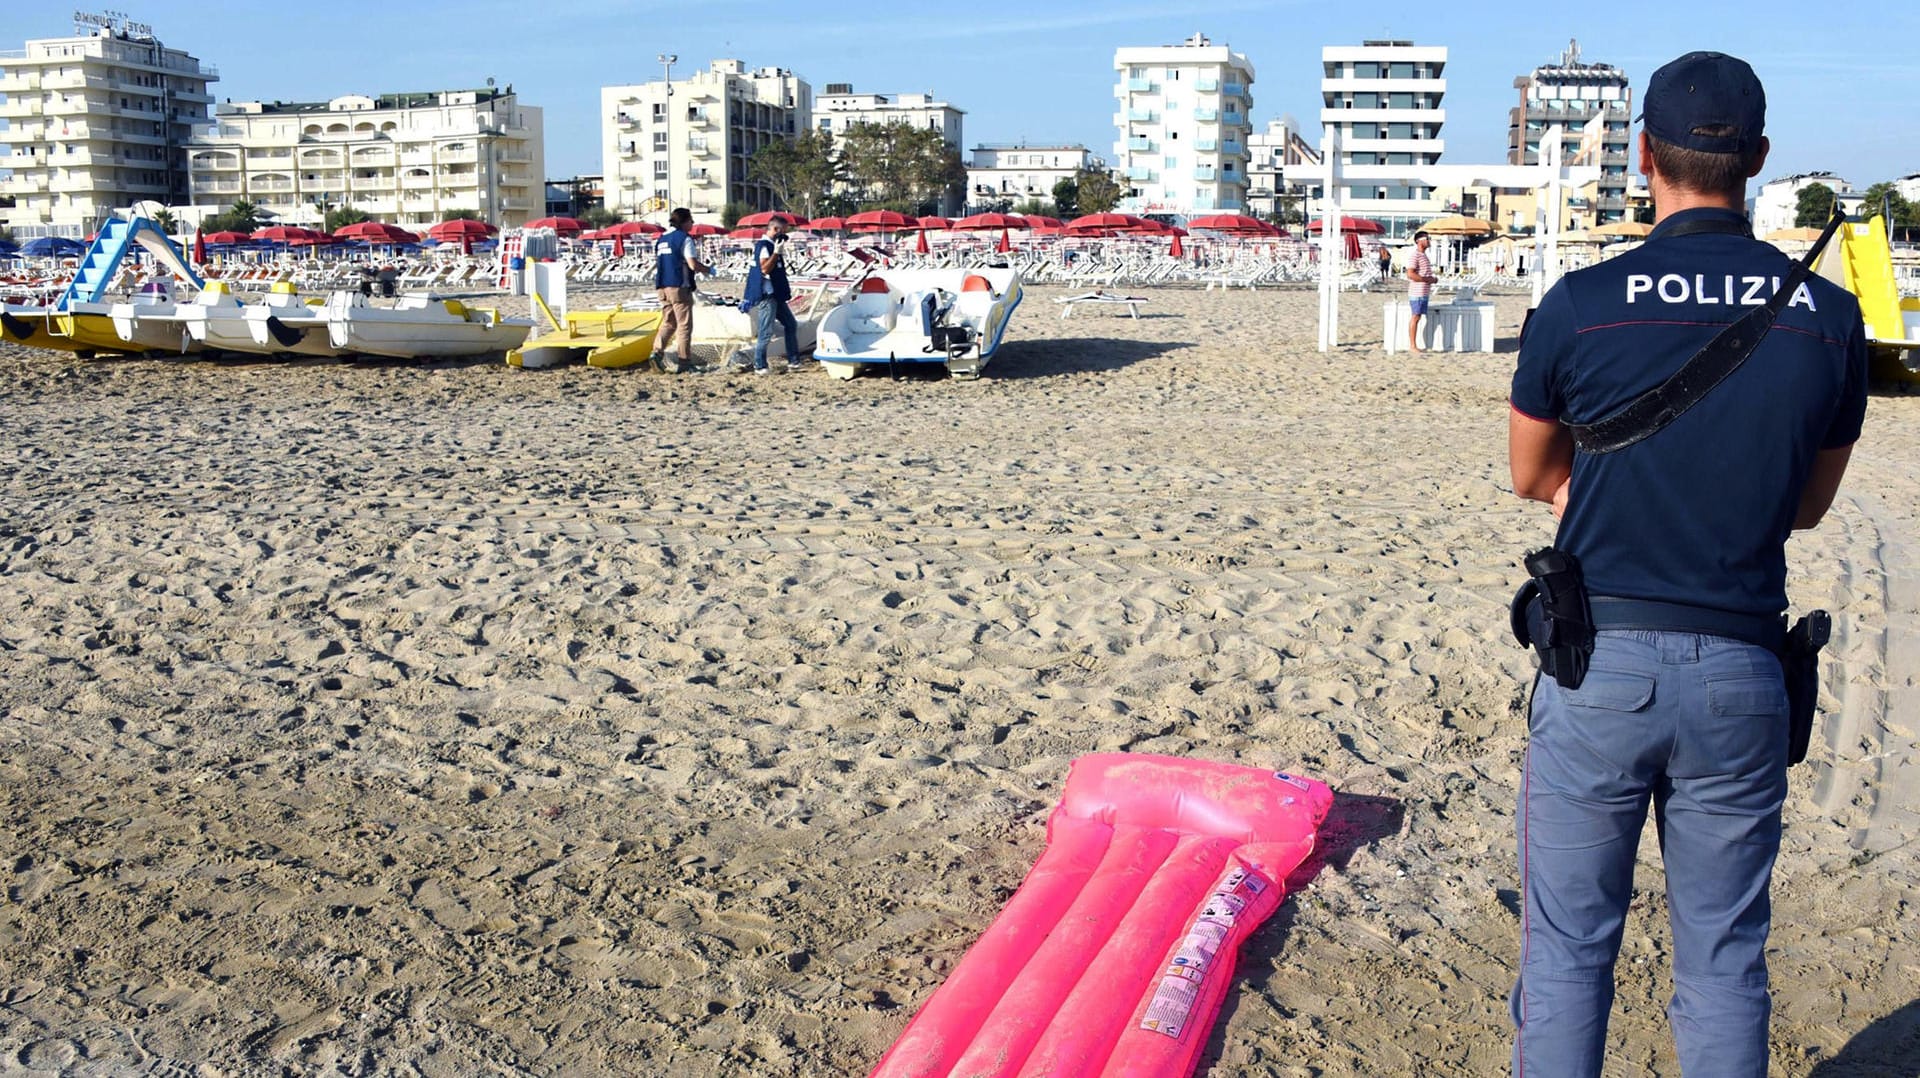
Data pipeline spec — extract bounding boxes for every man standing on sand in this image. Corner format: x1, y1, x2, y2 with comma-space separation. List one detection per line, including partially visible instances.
1406, 230, 1437, 351
744, 217, 801, 375
652, 207, 714, 373
1507, 51, 1866, 1077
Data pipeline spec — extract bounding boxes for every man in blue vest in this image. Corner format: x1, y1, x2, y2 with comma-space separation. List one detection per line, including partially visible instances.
652, 207, 713, 373
743, 217, 800, 375
1507, 52, 1867, 1077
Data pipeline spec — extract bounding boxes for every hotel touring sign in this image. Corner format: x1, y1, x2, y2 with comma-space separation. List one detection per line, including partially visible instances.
73, 10, 152, 36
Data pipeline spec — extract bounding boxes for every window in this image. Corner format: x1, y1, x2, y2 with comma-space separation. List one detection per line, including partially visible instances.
652, 103, 666, 119
1389, 62, 1414, 79
653, 160, 668, 178
653, 131, 668, 150
1355, 62, 1381, 78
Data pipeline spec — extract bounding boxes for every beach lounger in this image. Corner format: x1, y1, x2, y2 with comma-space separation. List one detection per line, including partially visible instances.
1056, 291, 1148, 319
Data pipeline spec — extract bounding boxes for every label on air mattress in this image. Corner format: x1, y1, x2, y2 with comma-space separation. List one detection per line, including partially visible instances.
1139, 867, 1270, 1039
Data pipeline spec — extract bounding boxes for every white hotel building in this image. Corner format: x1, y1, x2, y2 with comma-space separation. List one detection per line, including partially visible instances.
602, 60, 809, 223
965, 144, 1096, 212
186, 88, 544, 229
0, 18, 217, 238
1112, 33, 1255, 217
1320, 40, 1447, 236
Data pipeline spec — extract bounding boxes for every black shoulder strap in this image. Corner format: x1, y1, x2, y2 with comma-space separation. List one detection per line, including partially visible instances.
1568, 207, 1849, 455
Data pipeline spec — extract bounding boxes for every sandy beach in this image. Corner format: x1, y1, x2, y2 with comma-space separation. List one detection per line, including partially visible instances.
2, 282, 1915, 1076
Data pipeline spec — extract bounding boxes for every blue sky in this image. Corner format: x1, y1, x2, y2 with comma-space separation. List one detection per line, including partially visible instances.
5, 1, 1916, 188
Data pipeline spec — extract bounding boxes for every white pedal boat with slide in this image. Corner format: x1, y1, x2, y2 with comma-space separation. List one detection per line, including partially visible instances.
813, 267, 1023, 380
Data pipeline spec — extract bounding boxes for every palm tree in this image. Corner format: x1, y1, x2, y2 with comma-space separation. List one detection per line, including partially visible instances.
149, 208, 177, 234
226, 199, 262, 234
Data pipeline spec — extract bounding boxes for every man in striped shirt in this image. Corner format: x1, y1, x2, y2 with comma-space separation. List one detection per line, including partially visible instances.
1406, 230, 1438, 353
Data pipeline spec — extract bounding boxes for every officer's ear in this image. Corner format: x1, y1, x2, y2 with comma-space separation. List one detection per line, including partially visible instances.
1637, 130, 1656, 181
1747, 136, 1770, 179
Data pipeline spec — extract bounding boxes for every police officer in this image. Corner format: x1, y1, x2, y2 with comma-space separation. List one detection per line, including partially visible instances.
743, 216, 800, 375
652, 207, 714, 373
1507, 52, 1866, 1077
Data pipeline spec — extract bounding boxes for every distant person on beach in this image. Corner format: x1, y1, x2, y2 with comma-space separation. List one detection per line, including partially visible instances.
1405, 231, 1436, 351
744, 217, 800, 375
1506, 51, 1866, 1078
652, 207, 714, 374
1376, 244, 1392, 290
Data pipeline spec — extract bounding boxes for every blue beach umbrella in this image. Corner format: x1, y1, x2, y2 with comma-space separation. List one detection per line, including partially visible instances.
22, 236, 85, 257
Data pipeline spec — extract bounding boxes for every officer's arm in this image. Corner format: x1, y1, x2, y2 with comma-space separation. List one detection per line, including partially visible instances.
1793, 445, 1853, 530
1509, 409, 1573, 504
758, 245, 778, 274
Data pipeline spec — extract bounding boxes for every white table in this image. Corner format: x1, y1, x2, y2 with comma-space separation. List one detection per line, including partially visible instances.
1383, 300, 1497, 353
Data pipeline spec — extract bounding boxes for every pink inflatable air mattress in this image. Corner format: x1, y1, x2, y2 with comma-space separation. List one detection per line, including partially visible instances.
870, 753, 1334, 1077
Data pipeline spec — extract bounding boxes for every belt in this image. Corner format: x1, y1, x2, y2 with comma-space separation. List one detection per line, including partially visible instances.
1589, 596, 1785, 651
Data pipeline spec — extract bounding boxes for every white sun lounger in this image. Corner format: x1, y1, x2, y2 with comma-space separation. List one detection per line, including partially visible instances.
1056, 292, 1148, 319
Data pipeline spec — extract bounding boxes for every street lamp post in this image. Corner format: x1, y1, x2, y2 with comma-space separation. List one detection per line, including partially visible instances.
658, 53, 676, 213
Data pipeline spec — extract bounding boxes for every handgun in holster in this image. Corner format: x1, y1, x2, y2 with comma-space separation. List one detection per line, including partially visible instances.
1509, 546, 1595, 690
1781, 610, 1830, 766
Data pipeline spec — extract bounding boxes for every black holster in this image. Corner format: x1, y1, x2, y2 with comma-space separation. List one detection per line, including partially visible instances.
1510, 547, 1595, 690
1781, 611, 1830, 765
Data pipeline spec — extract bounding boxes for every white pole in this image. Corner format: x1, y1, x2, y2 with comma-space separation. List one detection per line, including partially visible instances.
1318, 128, 1342, 352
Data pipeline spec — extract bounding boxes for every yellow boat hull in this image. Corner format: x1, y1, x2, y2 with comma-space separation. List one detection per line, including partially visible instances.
507, 309, 663, 370
0, 307, 140, 356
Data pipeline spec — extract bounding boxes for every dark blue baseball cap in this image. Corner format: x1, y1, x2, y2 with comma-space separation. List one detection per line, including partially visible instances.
1639, 51, 1766, 155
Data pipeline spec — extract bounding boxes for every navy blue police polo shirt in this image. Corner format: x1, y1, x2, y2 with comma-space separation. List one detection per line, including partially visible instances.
1511, 207, 1868, 617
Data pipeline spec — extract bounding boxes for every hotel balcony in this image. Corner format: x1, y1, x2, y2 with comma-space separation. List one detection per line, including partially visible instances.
1222, 82, 1246, 97
193, 179, 242, 195
1128, 137, 1155, 152
1321, 107, 1447, 125
1319, 77, 1448, 95
1126, 77, 1157, 93
0, 73, 40, 92
1196, 78, 1220, 92
4, 175, 50, 194
1127, 108, 1157, 123
1195, 139, 1218, 152
616, 113, 639, 129
0, 100, 44, 117
1194, 108, 1219, 123
1222, 140, 1244, 156
1127, 166, 1156, 181
1194, 167, 1217, 181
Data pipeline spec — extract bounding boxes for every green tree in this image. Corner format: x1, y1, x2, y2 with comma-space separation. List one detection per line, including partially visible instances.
1793, 182, 1836, 228
836, 121, 964, 210
1859, 181, 1918, 230
579, 205, 622, 229
440, 208, 483, 222
325, 205, 370, 233
1013, 198, 1054, 217
1073, 167, 1123, 214
224, 199, 262, 233
721, 201, 751, 229
1051, 177, 1079, 218
750, 130, 841, 219
148, 207, 177, 234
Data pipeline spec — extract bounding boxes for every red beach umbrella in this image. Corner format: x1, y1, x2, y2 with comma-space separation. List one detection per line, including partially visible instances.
737, 210, 806, 227
334, 221, 420, 244
1307, 216, 1384, 234
798, 216, 846, 232
952, 212, 1027, 232
612, 234, 626, 257
687, 223, 725, 237
995, 229, 1012, 254
254, 225, 318, 243
427, 218, 497, 242
730, 226, 767, 239
913, 215, 952, 231
1186, 213, 1271, 234
1170, 233, 1185, 258
1065, 213, 1140, 232
1020, 215, 1064, 230
846, 209, 917, 232
202, 231, 252, 245
915, 229, 930, 254
192, 230, 207, 263
524, 216, 587, 235
596, 220, 663, 237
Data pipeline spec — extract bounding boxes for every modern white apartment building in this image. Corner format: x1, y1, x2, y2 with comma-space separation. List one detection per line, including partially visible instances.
1320, 40, 1446, 236
1246, 117, 1321, 222
0, 16, 217, 238
965, 144, 1096, 211
1751, 172, 1866, 237
186, 88, 543, 230
1508, 41, 1632, 226
602, 60, 809, 223
1112, 33, 1255, 216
